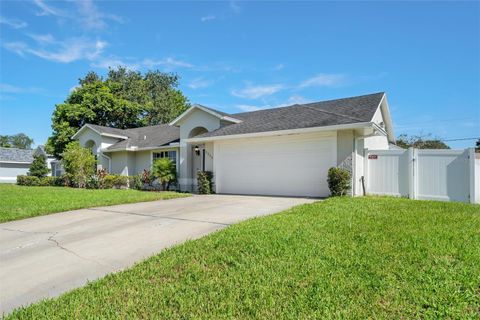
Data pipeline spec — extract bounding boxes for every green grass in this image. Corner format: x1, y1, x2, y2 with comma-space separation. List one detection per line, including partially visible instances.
5, 197, 480, 319
0, 184, 189, 223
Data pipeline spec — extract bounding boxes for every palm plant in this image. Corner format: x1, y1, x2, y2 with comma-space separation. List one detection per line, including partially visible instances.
152, 158, 176, 191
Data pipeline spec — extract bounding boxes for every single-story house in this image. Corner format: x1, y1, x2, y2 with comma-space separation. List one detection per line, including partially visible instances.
73, 92, 395, 197
0, 146, 62, 183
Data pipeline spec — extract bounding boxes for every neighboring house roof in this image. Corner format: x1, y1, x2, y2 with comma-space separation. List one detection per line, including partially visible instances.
33, 145, 55, 158
195, 92, 385, 139
0, 147, 34, 163
105, 124, 180, 151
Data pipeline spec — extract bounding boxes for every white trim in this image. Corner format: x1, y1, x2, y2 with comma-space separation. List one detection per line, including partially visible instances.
0, 160, 31, 164
104, 143, 180, 153
372, 93, 395, 144
185, 122, 374, 143
72, 124, 129, 140
169, 105, 242, 126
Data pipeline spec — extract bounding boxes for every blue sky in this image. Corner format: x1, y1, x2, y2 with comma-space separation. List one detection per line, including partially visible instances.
0, 1, 479, 148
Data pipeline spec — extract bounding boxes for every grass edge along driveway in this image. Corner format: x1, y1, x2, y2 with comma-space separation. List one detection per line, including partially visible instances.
0, 184, 190, 223
5, 196, 480, 319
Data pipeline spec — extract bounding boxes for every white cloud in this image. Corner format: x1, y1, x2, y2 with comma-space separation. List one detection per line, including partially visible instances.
76, 0, 124, 30
299, 73, 347, 88
4, 37, 107, 63
283, 94, 310, 105
0, 83, 43, 94
143, 57, 193, 70
32, 0, 122, 30
3, 42, 28, 56
33, 0, 67, 17
229, 0, 241, 13
28, 33, 56, 45
273, 64, 284, 71
91, 57, 139, 70
0, 83, 23, 93
188, 78, 214, 89
236, 104, 263, 112
201, 15, 216, 22
236, 95, 310, 112
231, 84, 284, 99
0, 16, 27, 29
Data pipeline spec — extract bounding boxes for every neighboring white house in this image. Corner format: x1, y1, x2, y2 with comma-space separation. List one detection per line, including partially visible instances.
73, 92, 395, 197
0, 146, 61, 183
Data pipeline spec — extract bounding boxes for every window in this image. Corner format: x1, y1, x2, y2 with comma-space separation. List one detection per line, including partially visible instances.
153, 151, 177, 167
51, 162, 63, 177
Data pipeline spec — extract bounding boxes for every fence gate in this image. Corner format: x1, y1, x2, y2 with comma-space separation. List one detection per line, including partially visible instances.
365, 148, 478, 204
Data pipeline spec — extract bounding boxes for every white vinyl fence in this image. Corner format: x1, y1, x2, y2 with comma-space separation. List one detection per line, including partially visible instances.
364, 148, 479, 204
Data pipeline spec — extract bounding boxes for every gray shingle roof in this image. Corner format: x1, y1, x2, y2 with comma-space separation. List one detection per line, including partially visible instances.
105, 124, 179, 150
0, 147, 34, 163
83, 92, 384, 149
196, 92, 385, 138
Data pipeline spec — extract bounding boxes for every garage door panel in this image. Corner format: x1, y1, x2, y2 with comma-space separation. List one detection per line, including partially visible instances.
215, 132, 336, 197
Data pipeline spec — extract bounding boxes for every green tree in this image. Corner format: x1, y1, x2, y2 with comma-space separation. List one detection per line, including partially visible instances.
152, 158, 176, 191
28, 154, 50, 178
47, 67, 189, 158
0, 135, 11, 147
396, 134, 450, 149
0, 133, 34, 149
62, 141, 96, 188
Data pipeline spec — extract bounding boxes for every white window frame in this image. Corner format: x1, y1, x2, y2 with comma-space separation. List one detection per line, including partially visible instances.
151, 149, 179, 171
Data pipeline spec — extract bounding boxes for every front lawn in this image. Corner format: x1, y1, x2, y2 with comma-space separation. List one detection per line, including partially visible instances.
0, 184, 189, 223
5, 197, 479, 319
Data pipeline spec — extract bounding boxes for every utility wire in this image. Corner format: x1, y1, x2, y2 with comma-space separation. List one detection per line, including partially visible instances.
440, 137, 479, 142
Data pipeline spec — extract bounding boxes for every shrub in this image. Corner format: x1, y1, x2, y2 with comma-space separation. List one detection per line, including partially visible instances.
152, 158, 176, 191
141, 169, 152, 185
28, 154, 50, 178
16, 175, 40, 186
197, 171, 213, 194
327, 167, 351, 196
62, 141, 96, 188
17, 175, 68, 187
129, 175, 143, 190
96, 169, 108, 189
55, 174, 70, 187
39, 176, 56, 186
86, 175, 100, 189
103, 174, 129, 189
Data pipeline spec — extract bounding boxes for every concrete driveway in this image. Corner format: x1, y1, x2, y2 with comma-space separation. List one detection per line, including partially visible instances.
0, 194, 313, 314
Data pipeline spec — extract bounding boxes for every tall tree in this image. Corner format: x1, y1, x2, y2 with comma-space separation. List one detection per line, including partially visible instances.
475, 138, 480, 152
0, 133, 34, 149
396, 134, 450, 149
47, 67, 190, 158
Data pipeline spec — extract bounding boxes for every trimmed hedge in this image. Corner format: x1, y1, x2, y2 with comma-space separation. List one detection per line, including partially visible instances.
17, 175, 59, 187
102, 175, 129, 189
17, 173, 161, 191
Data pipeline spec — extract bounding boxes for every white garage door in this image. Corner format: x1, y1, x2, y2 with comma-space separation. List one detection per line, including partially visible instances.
214, 132, 336, 197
